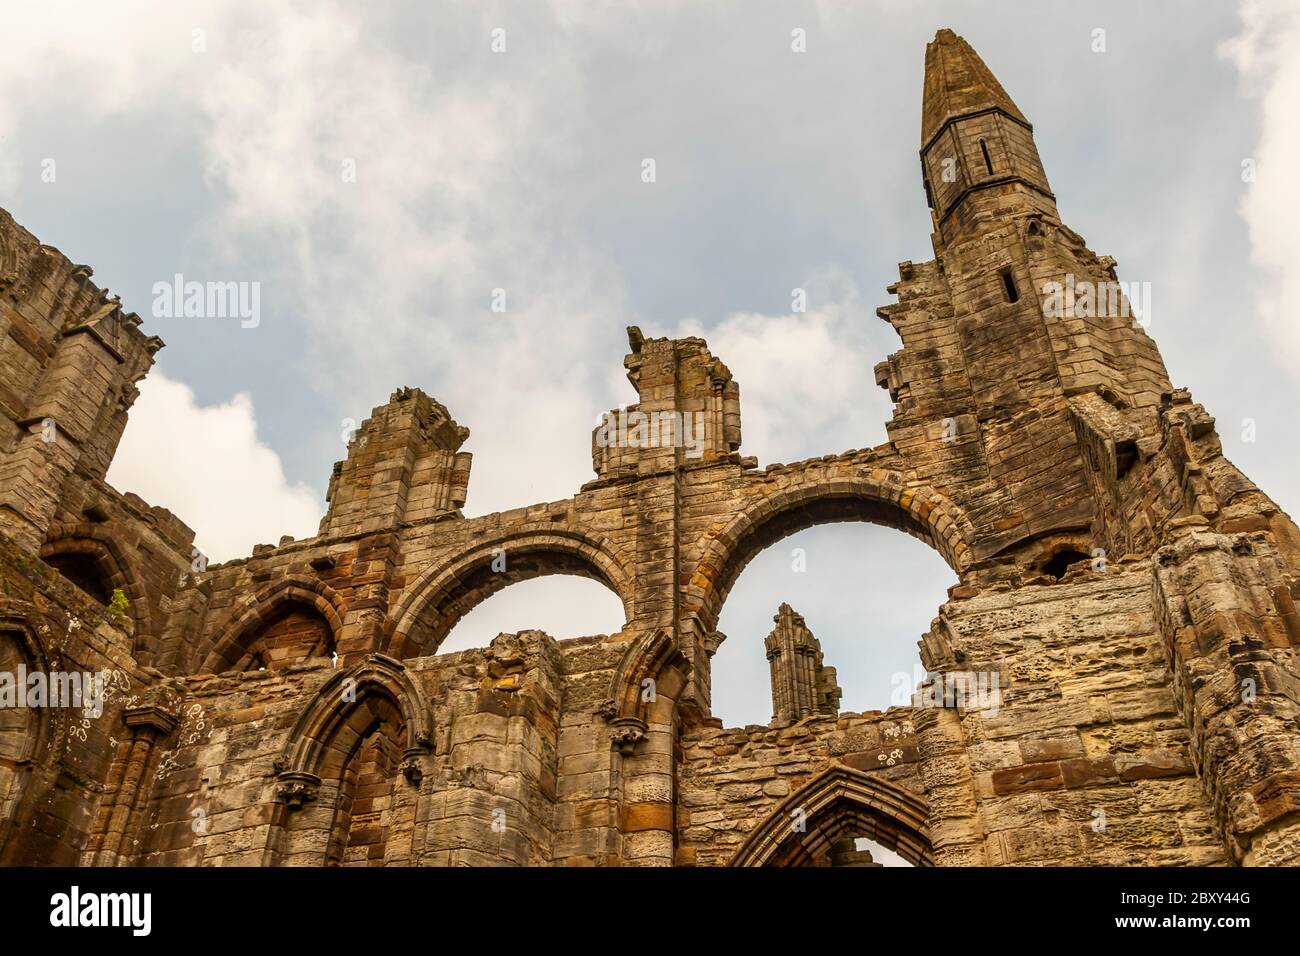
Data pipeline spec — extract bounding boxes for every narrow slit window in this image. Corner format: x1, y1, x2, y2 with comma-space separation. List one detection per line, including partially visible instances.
1000, 269, 1019, 303
979, 138, 993, 175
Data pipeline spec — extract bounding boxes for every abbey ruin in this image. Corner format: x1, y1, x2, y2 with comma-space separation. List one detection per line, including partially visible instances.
1, 29, 1297, 867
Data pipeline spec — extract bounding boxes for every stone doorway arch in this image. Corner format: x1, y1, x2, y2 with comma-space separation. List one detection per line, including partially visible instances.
730, 764, 934, 867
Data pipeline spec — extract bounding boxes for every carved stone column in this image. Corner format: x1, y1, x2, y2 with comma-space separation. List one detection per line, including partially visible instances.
616, 717, 675, 867
765, 603, 840, 723
86, 696, 179, 866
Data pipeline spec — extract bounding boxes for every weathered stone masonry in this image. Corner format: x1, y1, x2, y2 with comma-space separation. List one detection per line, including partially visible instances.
1, 29, 1297, 867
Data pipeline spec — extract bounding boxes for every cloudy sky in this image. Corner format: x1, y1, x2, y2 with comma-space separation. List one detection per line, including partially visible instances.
3, 0, 1298, 728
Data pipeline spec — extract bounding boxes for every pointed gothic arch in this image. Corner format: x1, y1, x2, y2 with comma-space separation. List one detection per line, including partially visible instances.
266, 655, 431, 866
607, 628, 690, 726
276, 654, 432, 779
0, 616, 56, 863
199, 576, 345, 674
729, 764, 934, 867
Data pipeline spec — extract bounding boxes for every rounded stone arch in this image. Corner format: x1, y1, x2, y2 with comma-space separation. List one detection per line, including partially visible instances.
40, 524, 153, 657
686, 471, 973, 635
386, 527, 633, 659
730, 763, 934, 867
199, 576, 346, 675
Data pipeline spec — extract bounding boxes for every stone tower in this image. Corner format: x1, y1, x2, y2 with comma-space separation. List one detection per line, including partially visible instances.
764, 603, 842, 722
878, 28, 1178, 569
0, 28, 1297, 868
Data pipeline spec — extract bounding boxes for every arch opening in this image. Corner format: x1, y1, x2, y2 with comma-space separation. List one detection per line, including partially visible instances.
42, 551, 113, 604
692, 481, 969, 639
39, 530, 155, 661
692, 481, 965, 725
231, 603, 336, 673
322, 695, 406, 866
766, 801, 928, 867
437, 576, 625, 655
711, 522, 954, 726
730, 765, 933, 867
0, 624, 53, 864
0, 630, 42, 784
199, 579, 345, 675
389, 535, 632, 658
271, 656, 429, 867
283, 693, 409, 867
1042, 548, 1090, 581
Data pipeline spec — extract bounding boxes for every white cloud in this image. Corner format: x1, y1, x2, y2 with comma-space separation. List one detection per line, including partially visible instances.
176, 1, 640, 514
0, 1, 211, 191
0, 0, 643, 517
106, 372, 323, 563
1221, 0, 1300, 368
675, 268, 891, 467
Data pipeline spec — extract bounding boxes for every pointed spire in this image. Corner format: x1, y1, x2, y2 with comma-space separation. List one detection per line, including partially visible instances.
921, 29, 1027, 146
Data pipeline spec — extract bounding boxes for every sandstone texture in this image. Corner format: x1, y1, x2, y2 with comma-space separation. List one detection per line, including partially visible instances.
0, 29, 1297, 867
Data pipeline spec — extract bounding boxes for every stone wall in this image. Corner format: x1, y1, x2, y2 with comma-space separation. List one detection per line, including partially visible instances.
922, 558, 1226, 866
1, 28, 1298, 868
679, 710, 928, 866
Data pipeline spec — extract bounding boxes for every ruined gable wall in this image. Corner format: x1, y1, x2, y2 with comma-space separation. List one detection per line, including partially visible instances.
8, 15, 1300, 867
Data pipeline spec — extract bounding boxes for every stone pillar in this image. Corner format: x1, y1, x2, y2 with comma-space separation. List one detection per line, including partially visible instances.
86, 698, 179, 866
265, 771, 322, 866
0, 328, 118, 550
321, 388, 470, 538
0, 288, 159, 553
419, 633, 559, 866
594, 330, 742, 713
1153, 518, 1300, 865
613, 634, 690, 867
337, 532, 399, 662
914, 706, 988, 865
616, 718, 675, 867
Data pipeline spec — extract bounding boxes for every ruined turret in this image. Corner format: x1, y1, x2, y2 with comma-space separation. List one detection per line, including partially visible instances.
764, 603, 842, 723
